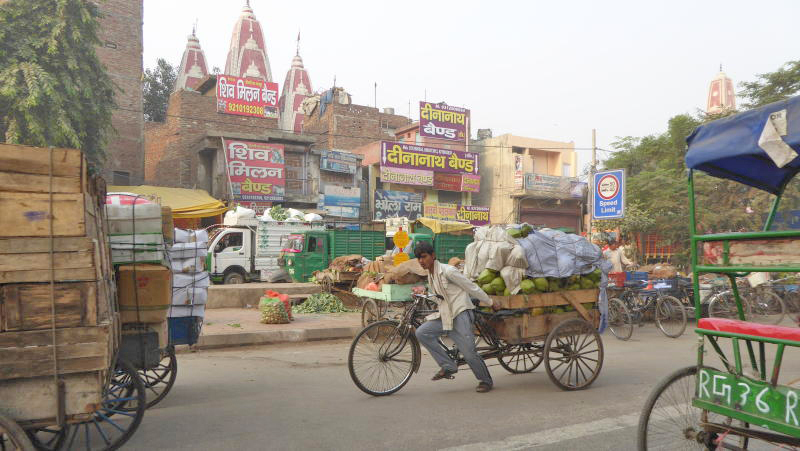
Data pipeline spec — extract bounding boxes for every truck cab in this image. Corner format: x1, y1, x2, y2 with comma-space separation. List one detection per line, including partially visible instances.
284, 231, 329, 283
207, 224, 256, 284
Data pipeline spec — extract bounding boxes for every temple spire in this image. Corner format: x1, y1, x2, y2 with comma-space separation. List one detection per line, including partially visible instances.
279, 47, 313, 133
224, 1, 272, 81
706, 66, 736, 114
174, 27, 209, 92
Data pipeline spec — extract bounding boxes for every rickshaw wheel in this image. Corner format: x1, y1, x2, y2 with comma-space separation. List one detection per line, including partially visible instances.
25, 425, 67, 451
637, 366, 748, 450
63, 360, 145, 450
137, 346, 178, 409
360, 299, 381, 328
0, 414, 34, 451
544, 319, 603, 390
497, 343, 543, 374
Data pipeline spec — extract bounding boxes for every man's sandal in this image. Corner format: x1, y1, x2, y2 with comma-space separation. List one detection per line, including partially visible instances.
432, 369, 456, 381
476, 382, 493, 393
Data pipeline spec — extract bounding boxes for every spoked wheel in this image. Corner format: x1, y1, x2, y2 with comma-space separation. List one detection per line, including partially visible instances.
0, 414, 34, 451
62, 360, 145, 450
608, 298, 633, 341
544, 319, 603, 390
637, 366, 749, 450
25, 425, 67, 451
348, 320, 419, 396
361, 299, 382, 328
497, 343, 543, 374
136, 346, 178, 409
655, 296, 687, 338
747, 290, 786, 325
708, 293, 751, 320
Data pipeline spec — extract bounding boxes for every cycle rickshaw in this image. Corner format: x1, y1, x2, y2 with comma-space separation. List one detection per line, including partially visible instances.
638, 96, 800, 449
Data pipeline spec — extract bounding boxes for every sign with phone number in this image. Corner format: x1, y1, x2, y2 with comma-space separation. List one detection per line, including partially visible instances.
696, 368, 800, 435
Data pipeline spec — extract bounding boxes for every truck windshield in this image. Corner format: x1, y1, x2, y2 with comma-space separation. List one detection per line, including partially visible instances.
283, 235, 304, 253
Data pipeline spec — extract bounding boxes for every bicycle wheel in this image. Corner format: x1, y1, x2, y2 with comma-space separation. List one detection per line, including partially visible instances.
348, 320, 419, 396
747, 290, 786, 325
63, 360, 146, 450
360, 299, 381, 328
0, 414, 34, 451
708, 293, 750, 320
544, 319, 603, 390
497, 343, 543, 374
655, 296, 687, 338
608, 298, 633, 341
637, 366, 748, 450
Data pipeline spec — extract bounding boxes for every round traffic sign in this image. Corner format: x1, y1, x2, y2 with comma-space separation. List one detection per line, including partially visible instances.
597, 174, 620, 200
393, 229, 410, 249
393, 252, 409, 265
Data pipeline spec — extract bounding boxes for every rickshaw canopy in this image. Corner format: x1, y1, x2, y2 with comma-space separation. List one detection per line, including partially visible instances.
685, 96, 800, 195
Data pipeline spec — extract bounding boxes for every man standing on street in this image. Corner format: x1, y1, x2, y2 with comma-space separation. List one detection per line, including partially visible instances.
604, 240, 632, 272
413, 241, 498, 393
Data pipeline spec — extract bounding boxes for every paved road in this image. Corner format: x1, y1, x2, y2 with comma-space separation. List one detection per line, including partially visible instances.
125, 323, 800, 450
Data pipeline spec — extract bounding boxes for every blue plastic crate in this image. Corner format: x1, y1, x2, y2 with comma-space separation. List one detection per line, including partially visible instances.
625, 271, 649, 281
169, 316, 203, 346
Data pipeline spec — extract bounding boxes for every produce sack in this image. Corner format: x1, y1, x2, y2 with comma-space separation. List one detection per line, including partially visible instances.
463, 241, 482, 279
651, 264, 677, 279
505, 245, 529, 269
385, 259, 427, 284
500, 266, 525, 295
259, 297, 289, 324
264, 290, 292, 320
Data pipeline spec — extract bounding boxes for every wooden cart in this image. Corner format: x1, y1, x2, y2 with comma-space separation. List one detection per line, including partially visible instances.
0, 144, 146, 450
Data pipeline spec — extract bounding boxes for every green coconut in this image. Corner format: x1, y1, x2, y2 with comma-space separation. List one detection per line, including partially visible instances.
507, 228, 523, 239
533, 278, 548, 292
580, 278, 595, 289
477, 269, 497, 285
490, 277, 506, 293
482, 283, 495, 295
520, 279, 536, 294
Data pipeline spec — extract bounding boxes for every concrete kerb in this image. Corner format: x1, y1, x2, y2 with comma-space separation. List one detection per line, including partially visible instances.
175, 325, 361, 352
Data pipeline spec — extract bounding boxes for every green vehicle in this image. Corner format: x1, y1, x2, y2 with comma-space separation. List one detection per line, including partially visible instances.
637, 97, 800, 449
284, 227, 386, 283
403, 218, 474, 263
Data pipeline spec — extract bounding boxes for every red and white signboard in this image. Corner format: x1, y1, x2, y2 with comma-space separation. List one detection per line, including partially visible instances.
222, 139, 285, 202
217, 75, 278, 119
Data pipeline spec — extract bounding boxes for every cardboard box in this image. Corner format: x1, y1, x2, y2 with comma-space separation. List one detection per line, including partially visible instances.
161, 207, 174, 244
117, 264, 171, 324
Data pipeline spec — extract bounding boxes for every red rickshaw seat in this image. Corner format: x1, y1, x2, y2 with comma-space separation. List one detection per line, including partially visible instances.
698, 318, 800, 343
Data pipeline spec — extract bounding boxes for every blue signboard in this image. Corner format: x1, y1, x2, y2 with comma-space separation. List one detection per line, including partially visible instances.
374, 190, 423, 220
321, 150, 358, 174
322, 185, 361, 219
593, 169, 625, 219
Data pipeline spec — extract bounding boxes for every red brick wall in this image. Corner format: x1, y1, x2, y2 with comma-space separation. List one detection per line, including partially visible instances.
96, 0, 145, 184
145, 89, 279, 188
303, 102, 411, 152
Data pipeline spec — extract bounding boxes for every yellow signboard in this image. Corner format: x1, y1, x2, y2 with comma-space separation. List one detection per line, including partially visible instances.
393, 252, 410, 265
393, 229, 410, 249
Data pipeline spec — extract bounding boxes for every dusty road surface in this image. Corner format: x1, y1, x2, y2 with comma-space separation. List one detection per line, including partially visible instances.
125, 323, 800, 450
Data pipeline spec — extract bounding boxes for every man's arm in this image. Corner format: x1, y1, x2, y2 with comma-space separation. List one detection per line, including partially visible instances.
445, 267, 493, 307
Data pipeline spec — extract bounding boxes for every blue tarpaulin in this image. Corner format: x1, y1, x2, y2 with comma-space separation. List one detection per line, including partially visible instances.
685, 96, 800, 194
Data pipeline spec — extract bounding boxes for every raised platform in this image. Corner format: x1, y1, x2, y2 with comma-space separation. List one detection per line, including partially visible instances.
207, 283, 322, 309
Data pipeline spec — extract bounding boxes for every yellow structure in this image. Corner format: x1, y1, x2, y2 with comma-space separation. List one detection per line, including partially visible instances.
109, 185, 229, 219
473, 134, 582, 230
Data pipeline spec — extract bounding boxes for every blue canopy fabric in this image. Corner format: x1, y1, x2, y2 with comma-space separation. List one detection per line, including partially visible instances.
685, 96, 800, 194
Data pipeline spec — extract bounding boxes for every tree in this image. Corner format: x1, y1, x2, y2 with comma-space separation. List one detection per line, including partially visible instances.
739, 60, 800, 109
142, 58, 176, 122
0, 0, 115, 167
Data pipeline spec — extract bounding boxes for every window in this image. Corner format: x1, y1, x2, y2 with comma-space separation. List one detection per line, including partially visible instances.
112, 171, 130, 185
562, 163, 572, 177
214, 232, 243, 253
512, 147, 525, 155
438, 190, 461, 204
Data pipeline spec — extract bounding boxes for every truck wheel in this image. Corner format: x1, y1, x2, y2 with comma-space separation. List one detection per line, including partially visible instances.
223, 271, 246, 284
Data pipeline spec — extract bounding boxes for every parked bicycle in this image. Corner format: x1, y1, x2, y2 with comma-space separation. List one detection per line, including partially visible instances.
705, 278, 786, 324
609, 280, 687, 339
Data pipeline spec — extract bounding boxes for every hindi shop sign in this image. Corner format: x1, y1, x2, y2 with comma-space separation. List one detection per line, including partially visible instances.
381, 141, 479, 176
433, 172, 463, 191
461, 174, 480, 192
419, 102, 469, 142
423, 203, 490, 226
593, 169, 625, 219
223, 139, 285, 202
322, 185, 360, 219
380, 166, 434, 186
374, 190, 423, 220
217, 75, 279, 119
321, 150, 359, 175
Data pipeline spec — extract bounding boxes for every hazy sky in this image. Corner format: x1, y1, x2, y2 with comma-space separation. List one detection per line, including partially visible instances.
143, 0, 799, 175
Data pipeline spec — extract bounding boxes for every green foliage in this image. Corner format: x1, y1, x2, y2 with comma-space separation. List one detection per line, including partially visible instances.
293, 293, 351, 314
0, 0, 115, 167
143, 58, 176, 122
739, 60, 800, 109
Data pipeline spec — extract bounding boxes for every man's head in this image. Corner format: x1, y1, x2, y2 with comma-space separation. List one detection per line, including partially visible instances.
414, 241, 436, 271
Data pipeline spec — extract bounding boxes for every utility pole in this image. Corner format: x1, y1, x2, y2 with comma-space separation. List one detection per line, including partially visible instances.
589, 129, 597, 241
374, 82, 377, 108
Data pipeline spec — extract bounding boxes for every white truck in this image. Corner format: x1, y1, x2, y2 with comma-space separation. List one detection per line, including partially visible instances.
208, 216, 325, 284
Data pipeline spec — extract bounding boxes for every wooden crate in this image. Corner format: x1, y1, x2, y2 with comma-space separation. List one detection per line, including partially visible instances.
490, 289, 599, 310
490, 310, 601, 344
0, 237, 99, 283
1, 282, 99, 332
0, 371, 104, 425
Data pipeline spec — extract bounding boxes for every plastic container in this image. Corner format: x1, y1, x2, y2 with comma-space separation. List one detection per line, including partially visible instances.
609, 272, 626, 287
168, 316, 202, 346
625, 271, 649, 281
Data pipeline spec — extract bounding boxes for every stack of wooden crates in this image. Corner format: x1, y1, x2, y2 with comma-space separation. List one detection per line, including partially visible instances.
0, 144, 116, 425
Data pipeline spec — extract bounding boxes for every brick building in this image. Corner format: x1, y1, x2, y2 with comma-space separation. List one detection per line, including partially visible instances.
95, 0, 145, 185
144, 76, 328, 211
302, 87, 412, 151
